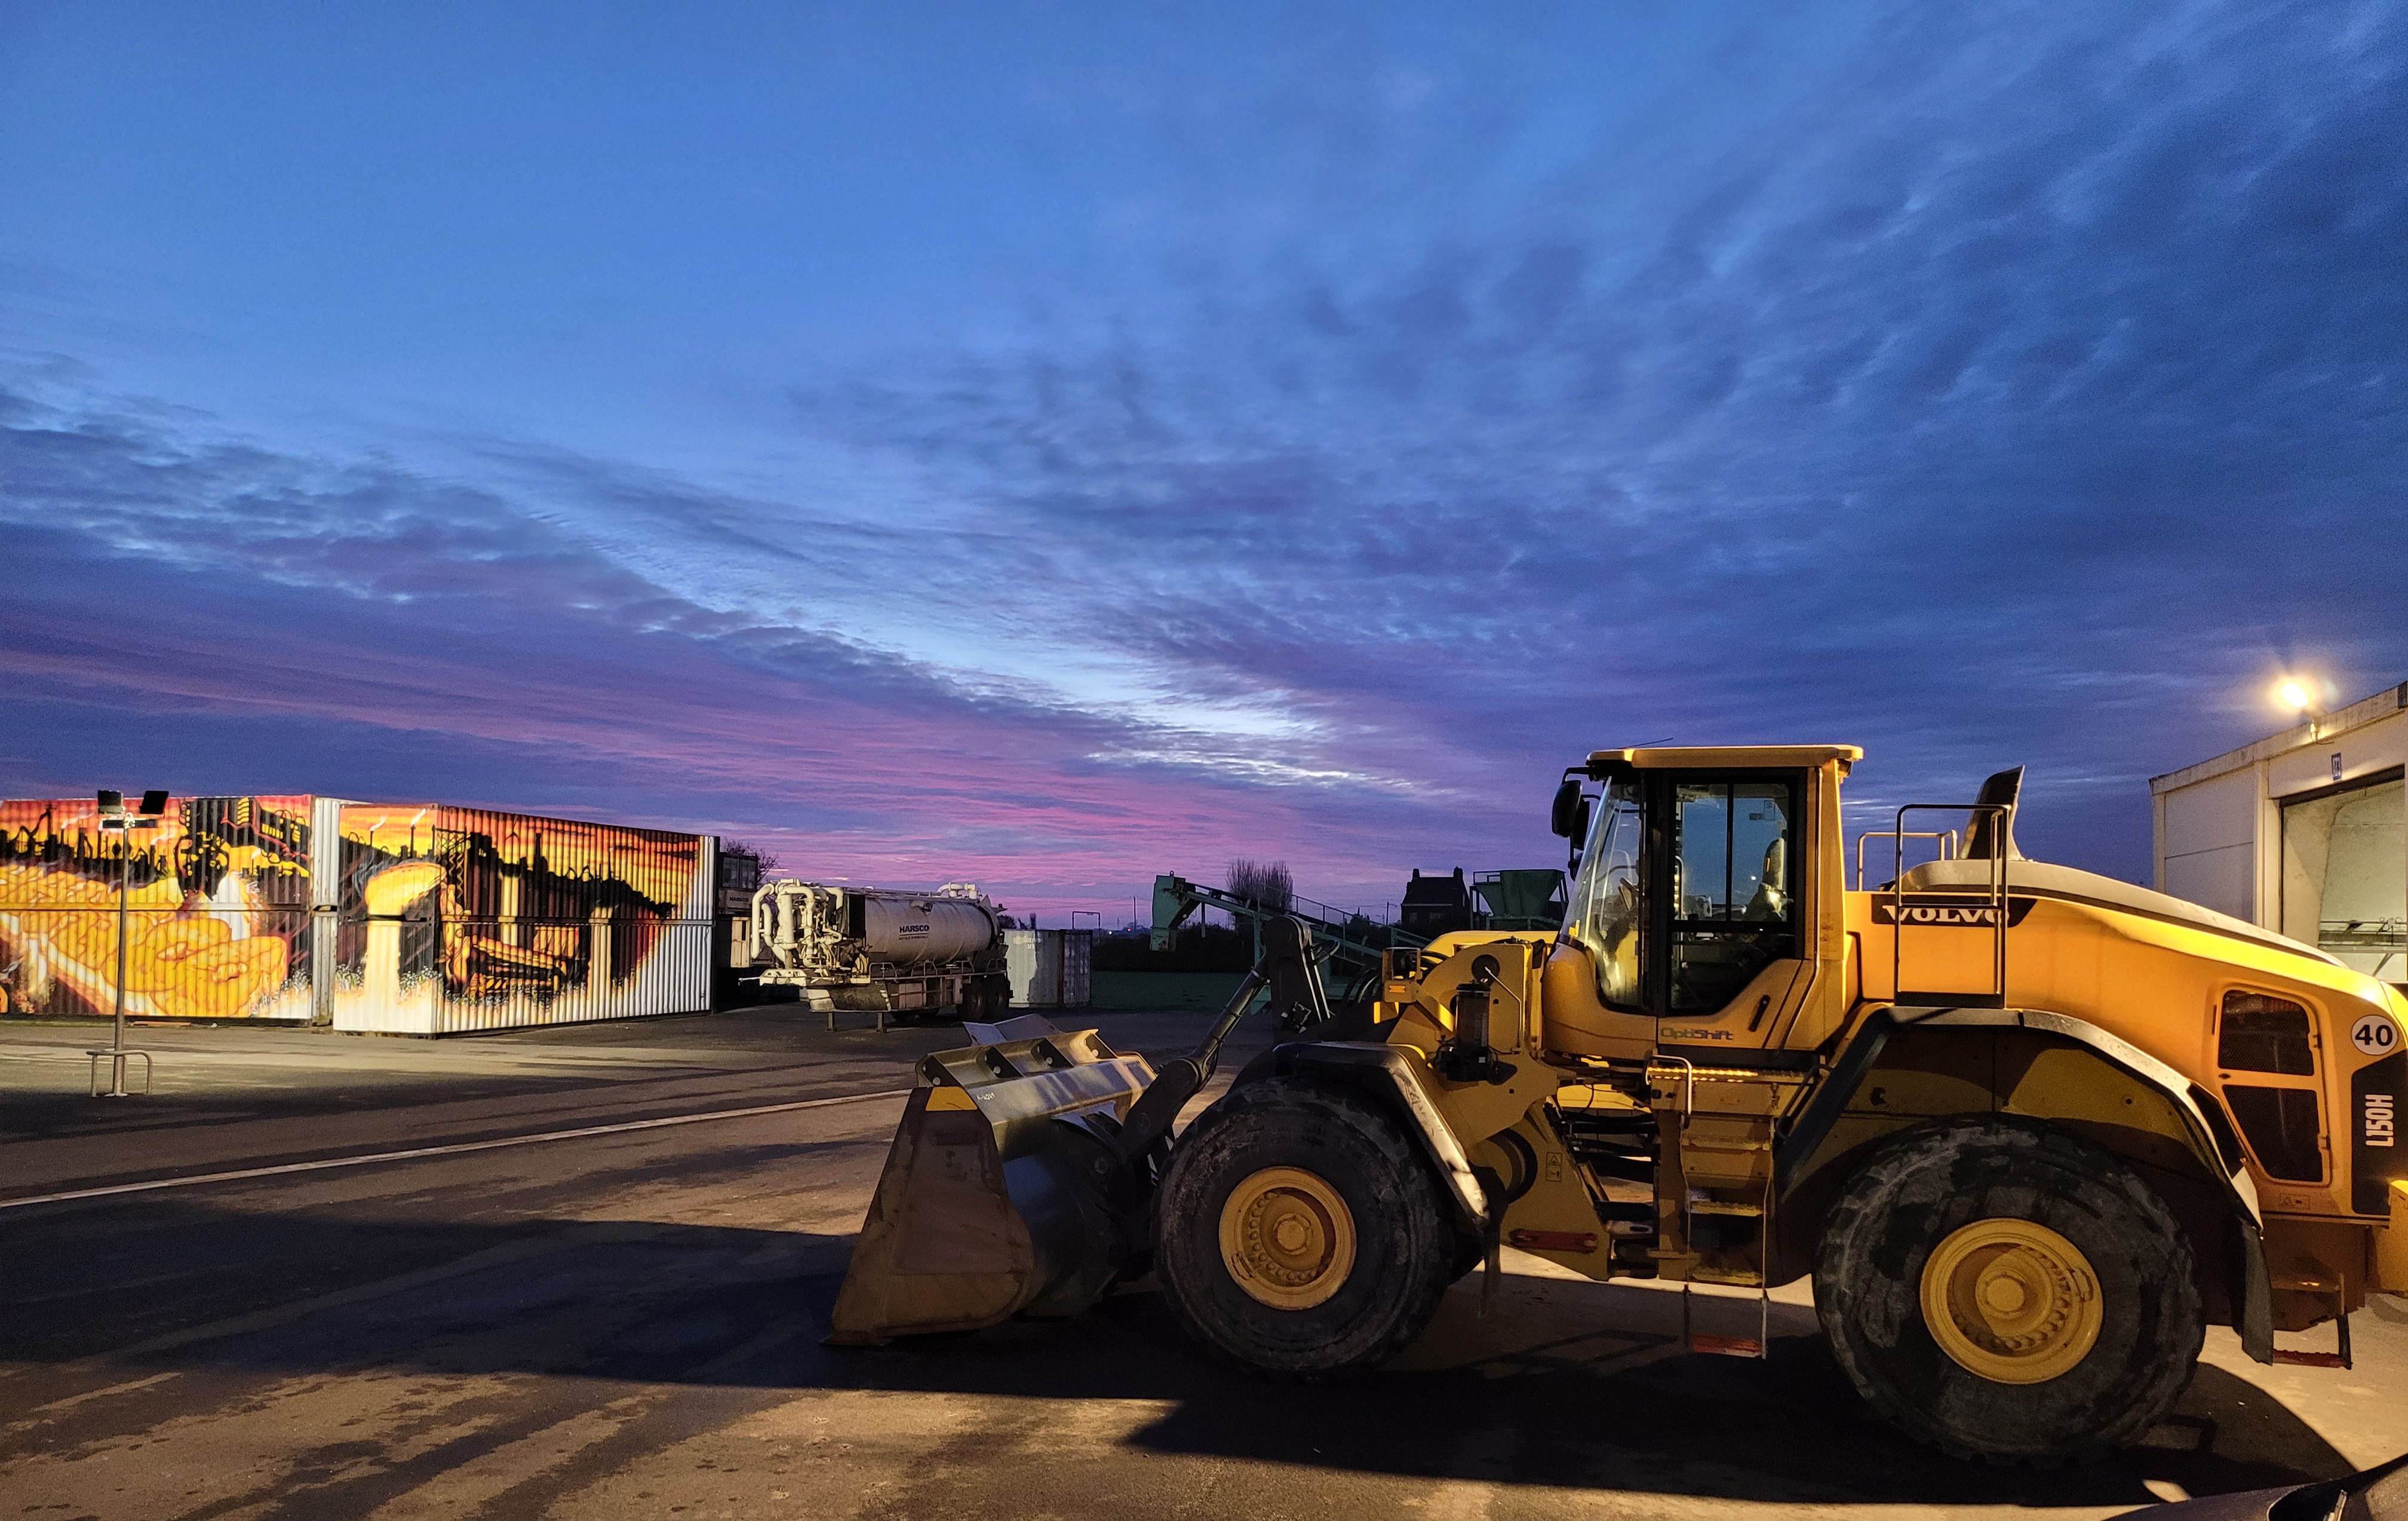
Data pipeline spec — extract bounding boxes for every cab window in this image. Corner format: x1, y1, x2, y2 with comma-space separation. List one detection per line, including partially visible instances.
1568, 774, 1645, 1010
1669, 780, 1797, 1013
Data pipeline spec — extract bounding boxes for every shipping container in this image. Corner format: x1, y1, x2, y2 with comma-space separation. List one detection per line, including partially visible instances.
1004, 927, 1092, 1008
0, 794, 721, 1034
0, 795, 320, 1022
333, 804, 717, 1034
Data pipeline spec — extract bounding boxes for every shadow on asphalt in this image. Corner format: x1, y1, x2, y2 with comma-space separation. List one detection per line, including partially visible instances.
0, 1078, 618, 1143
0, 1009, 949, 1146
0, 1201, 2360, 1513
0, 1006, 1234, 1148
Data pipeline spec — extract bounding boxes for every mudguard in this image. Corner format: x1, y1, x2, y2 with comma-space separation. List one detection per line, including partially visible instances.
1779, 1004, 2276, 1364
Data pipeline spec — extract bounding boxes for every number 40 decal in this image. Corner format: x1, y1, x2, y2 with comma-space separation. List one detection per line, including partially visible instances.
2354, 1013, 2402, 1057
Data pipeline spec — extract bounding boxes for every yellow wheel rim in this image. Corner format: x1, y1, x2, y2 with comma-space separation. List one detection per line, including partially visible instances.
1218, 1166, 1357, 1311
1919, 1218, 2103, 1385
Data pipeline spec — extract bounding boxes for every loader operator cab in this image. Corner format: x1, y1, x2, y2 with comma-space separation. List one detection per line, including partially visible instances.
1562, 759, 1804, 1018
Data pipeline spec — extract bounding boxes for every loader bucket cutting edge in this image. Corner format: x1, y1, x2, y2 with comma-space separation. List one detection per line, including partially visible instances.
824, 1029, 1157, 1345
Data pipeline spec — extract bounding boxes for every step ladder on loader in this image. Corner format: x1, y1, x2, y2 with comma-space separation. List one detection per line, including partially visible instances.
1650, 1054, 1784, 1359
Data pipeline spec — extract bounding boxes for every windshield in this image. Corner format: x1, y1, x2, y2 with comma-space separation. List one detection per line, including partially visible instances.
1566, 775, 1644, 1009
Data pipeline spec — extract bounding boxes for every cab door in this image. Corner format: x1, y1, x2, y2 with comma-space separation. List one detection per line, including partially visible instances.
1646, 771, 1813, 1055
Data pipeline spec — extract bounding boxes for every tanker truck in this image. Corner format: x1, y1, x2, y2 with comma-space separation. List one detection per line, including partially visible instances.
748, 880, 1011, 1028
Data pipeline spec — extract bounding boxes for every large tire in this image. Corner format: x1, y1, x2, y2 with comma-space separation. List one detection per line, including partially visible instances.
973, 974, 1012, 1022
956, 976, 1000, 1023
1815, 1116, 2204, 1464
1156, 1078, 1455, 1377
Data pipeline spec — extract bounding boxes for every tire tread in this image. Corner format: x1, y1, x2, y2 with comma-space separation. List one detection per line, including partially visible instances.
1814, 1116, 2204, 1465
1156, 1077, 1454, 1378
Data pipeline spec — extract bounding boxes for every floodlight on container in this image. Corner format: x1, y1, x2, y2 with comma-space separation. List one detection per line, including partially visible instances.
2263, 679, 2321, 723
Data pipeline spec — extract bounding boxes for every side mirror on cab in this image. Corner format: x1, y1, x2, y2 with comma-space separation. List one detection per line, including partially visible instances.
1549, 778, 1586, 839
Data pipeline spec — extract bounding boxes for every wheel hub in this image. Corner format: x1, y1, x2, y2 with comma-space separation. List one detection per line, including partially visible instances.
1218, 1166, 1357, 1311
1919, 1217, 2103, 1385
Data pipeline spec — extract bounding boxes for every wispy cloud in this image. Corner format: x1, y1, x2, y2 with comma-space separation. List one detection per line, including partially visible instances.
2, 0, 2403, 909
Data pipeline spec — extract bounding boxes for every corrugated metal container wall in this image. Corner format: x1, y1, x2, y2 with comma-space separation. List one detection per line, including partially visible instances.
0, 795, 320, 1021
1005, 928, 1057, 1007
310, 796, 349, 1024
1059, 928, 1092, 1007
1004, 928, 1092, 1008
332, 804, 715, 1035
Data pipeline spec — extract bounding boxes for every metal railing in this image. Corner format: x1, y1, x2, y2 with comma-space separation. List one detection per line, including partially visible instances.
1887, 804, 2011, 1009
1851, 829, 1958, 890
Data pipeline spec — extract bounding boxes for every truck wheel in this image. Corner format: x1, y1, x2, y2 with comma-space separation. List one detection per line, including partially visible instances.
965, 975, 1008, 1022
1156, 1078, 1455, 1377
1814, 1116, 2203, 1463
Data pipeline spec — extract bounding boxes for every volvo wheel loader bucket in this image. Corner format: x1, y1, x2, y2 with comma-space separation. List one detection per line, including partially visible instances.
825, 1026, 1157, 1344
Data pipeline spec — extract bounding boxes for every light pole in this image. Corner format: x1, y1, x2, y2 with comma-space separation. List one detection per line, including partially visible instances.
91, 787, 168, 1099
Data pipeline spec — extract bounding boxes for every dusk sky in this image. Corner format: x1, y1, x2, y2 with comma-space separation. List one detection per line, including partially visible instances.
4, 2, 2403, 921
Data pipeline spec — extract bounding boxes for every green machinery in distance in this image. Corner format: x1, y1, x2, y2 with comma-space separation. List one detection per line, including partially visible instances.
1148, 866, 1567, 986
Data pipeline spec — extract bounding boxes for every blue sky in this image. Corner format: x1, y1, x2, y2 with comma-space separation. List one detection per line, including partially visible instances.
3, 1, 2403, 917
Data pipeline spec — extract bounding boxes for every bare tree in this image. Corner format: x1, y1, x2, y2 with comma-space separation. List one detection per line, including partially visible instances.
724, 839, 782, 876
1226, 858, 1292, 913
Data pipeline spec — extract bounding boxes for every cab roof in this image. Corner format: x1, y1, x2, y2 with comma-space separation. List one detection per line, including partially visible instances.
1584, 744, 1862, 774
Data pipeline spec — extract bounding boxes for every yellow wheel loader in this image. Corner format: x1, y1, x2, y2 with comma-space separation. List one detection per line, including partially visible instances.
827, 746, 2408, 1464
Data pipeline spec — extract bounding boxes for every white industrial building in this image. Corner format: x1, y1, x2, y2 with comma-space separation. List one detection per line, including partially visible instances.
2153, 680, 2406, 986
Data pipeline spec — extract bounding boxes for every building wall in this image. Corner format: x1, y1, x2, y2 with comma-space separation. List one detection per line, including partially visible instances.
2161, 765, 2259, 920
2154, 686, 2407, 983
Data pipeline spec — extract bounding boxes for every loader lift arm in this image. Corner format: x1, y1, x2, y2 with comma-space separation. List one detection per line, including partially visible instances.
1115, 916, 1334, 1162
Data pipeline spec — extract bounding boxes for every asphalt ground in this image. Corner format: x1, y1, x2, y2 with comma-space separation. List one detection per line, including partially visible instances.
1, 1005, 2402, 1521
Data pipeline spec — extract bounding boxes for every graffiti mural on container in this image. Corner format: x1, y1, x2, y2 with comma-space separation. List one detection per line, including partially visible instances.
0, 796, 315, 1020
334, 805, 710, 1033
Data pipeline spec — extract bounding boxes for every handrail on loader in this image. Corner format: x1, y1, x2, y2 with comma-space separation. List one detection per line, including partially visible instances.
1888, 802, 2011, 1008
1851, 828, 1956, 890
